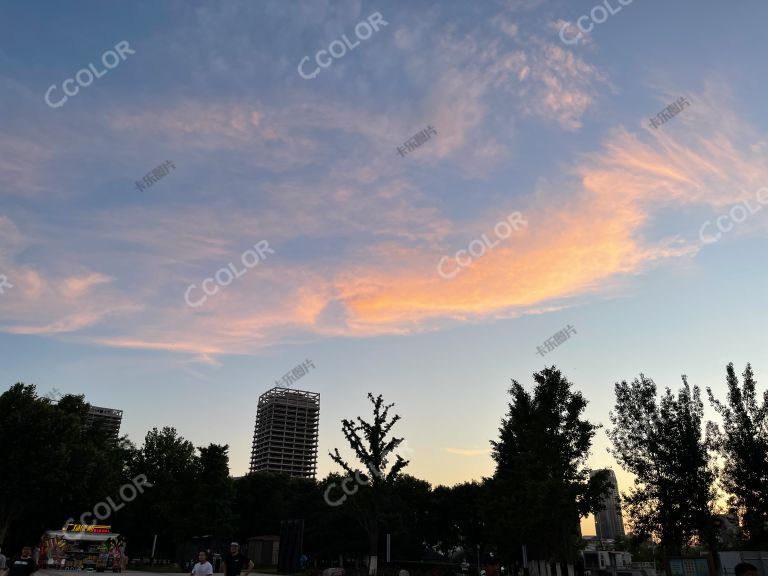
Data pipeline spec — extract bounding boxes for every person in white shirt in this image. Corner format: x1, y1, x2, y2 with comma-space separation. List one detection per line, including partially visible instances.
191, 551, 213, 576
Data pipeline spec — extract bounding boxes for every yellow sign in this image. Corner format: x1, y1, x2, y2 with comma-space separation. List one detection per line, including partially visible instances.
66, 524, 111, 534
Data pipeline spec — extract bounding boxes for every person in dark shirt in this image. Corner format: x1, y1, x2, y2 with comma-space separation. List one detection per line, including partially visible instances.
735, 563, 759, 576
222, 543, 252, 576
8, 547, 37, 576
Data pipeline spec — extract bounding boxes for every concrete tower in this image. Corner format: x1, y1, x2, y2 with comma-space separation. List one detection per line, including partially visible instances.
250, 387, 320, 478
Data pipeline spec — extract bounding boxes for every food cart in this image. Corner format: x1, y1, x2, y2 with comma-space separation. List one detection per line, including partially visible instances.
40, 524, 125, 572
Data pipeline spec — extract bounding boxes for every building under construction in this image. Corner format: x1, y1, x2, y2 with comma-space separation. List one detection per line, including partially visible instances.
84, 405, 123, 440
249, 387, 320, 478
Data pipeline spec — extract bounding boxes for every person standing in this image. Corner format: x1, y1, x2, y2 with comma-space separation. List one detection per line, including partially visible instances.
0, 547, 7, 572
734, 563, 759, 576
191, 551, 214, 576
7, 547, 36, 576
222, 543, 253, 576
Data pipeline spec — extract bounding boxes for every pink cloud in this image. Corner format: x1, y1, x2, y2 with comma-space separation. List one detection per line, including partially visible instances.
2, 80, 765, 363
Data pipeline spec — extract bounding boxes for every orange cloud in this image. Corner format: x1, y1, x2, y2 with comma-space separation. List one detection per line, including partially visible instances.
2, 85, 765, 362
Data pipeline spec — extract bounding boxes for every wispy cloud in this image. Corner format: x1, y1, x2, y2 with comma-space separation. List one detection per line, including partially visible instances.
3, 86, 766, 361
1, 0, 766, 365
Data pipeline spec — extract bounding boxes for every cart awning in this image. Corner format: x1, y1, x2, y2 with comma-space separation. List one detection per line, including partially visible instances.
44, 530, 120, 541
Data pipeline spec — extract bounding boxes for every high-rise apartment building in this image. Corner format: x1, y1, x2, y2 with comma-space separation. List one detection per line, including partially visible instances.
84, 405, 123, 439
250, 387, 320, 478
593, 468, 625, 540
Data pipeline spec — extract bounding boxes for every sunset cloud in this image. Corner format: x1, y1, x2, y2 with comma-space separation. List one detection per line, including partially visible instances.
1, 0, 766, 366
2, 85, 766, 363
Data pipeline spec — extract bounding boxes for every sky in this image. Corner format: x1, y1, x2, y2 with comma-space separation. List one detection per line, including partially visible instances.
2, 0, 768, 535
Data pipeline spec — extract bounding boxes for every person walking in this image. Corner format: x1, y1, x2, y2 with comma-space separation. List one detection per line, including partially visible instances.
0, 547, 7, 573
7, 547, 36, 576
222, 543, 253, 576
191, 551, 214, 576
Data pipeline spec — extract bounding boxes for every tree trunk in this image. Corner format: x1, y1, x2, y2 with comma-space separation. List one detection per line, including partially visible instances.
0, 520, 8, 547
0, 507, 19, 548
368, 529, 378, 575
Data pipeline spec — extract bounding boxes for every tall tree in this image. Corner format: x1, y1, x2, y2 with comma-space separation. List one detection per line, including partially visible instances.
608, 375, 716, 557
426, 481, 485, 559
486, 367, 609, 564
56, 394, 134, 525
381, 474, 433, 561
329, 393, 409, 575
238, 472, 364, 561
192, 444, 234, 537
123, 427, 199, 559
0, 384, 126, 548
707, 363, 768, 548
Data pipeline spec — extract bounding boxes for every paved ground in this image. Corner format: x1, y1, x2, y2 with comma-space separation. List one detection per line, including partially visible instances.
37, 571, 278, 576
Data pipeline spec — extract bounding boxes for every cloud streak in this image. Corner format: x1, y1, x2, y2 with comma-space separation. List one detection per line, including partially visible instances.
3, 86, 766, 361
1, 2, 766, 363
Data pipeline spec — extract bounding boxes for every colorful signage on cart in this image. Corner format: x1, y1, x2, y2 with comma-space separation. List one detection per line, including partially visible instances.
65, 524, 111, 534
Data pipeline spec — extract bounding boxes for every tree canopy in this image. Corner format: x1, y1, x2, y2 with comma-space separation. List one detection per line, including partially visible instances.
608, 374, 716, 556
4, 363, 765, 565
487, 367, 609, 563
707, 363, 768, 548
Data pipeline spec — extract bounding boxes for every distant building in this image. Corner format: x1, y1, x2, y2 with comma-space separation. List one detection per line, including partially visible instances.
593, 468, 625, 540
715, 512, 740, 548
84, 405, 123, 439
250, 387, 320, 478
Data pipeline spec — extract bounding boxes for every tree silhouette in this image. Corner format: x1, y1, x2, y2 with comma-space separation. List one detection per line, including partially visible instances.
608, 374, 716, 557
486, 367, 609, 564
329, 393, 409, 574
707, 363, 768, 548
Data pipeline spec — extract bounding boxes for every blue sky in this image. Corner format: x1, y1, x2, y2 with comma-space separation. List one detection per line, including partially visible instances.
2, 0, 768, 534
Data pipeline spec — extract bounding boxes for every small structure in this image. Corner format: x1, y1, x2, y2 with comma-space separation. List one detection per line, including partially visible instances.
246, 535, 279, 566
40, 524, 124, 572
